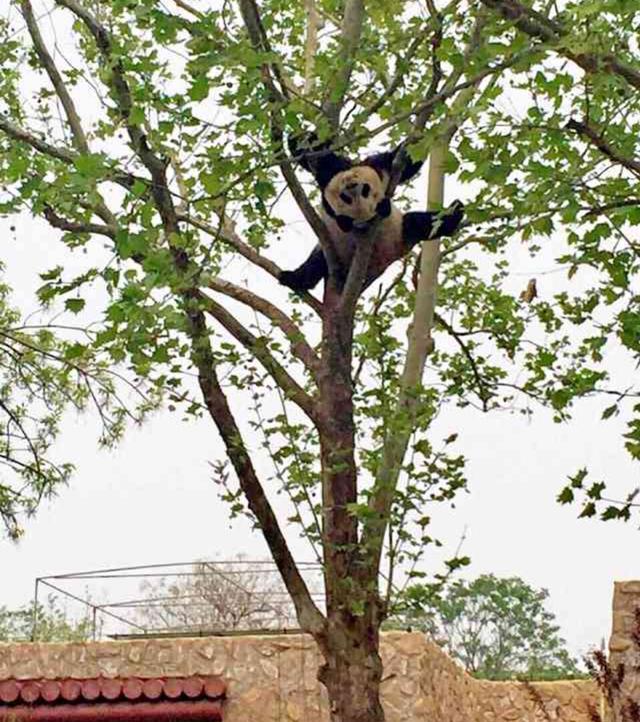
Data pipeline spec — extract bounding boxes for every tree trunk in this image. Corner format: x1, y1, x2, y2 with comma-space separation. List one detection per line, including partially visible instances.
316, 282, 386, 722
318, 613, 385, 722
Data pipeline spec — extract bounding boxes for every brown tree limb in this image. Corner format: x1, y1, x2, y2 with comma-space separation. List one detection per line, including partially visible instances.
207, 278, 320, 376
177, 212, 323, 315
200, 292, 320, 424
566, 118, 640, 178
20, 0, 89, 155
0, 117, 138, 191
188, 309, 326, 637
0, 117, 76, 165
43, 206, 117, 239
481, 0, 640, 92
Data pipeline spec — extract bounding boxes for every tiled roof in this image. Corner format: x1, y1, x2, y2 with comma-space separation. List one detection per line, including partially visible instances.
0, 675, 225, 721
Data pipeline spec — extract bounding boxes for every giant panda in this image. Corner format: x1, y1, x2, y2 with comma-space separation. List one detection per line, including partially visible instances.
279, 137, 464, 292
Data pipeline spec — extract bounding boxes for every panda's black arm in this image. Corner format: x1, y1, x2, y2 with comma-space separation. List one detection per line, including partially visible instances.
402, 201, 465, 247
279, 245, 328, 292
366, 145, 424, 185
288, 133, 352, 189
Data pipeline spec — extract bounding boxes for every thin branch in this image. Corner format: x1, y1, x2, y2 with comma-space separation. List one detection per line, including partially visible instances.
566, 118, 640, 179
20, 0, 89, 154
43, 206, 116, 239
177, 212, 323, 315
172, 0, 205, 18
481, 0, 640, 92
367, 25, 436, 118
199, 292, 319, 424
207, 277, 320, 376
435, 313, 491, 410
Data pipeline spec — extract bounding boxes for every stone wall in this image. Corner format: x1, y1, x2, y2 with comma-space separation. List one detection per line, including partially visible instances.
608, 581, 640, 721
0, 631, 597, 721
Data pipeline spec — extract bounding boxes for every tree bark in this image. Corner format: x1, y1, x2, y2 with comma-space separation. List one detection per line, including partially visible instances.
316, 275, 386, 722
318, 611, 385, 722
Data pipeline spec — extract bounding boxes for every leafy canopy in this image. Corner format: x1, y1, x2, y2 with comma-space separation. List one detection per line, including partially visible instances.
390, 574, 582, 681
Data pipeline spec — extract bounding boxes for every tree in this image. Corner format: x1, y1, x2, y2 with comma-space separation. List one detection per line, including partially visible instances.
390, 574, 580, 680
0, 0, 638, 719
134, 558, 298, 633
0, 595, 92, 643
0, 266, 154, 540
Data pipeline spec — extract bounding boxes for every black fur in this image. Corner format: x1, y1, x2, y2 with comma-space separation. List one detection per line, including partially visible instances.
365, 149, 423, 184
402, 201, 465, 246
279, 246, 328, 292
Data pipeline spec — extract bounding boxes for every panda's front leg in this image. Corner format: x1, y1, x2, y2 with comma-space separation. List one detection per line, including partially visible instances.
279, 244, 328, 292
402, 200, 464, 248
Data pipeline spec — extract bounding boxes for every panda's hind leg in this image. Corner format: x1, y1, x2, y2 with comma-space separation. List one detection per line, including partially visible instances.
279, 245, 328, 292
402, 201, 464, 248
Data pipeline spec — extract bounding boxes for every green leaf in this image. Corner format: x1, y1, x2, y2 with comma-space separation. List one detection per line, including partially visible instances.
64, 298, 85, 314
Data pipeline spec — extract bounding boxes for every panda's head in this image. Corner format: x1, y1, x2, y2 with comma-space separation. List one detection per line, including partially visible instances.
324, 165, 388, 225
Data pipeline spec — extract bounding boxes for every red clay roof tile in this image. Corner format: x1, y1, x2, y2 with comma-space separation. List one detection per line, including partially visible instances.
0, 675, 226, 707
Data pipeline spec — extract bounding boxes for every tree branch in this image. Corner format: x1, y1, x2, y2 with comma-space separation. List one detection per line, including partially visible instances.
362, 72, 480, 565
480, 0, 640, 92
303, 0, 323, 95
188, 309, 326, 636
0, 117, 137, 191
0, 117, 76, 164
566, 118, 640, 178
20, 0, 89, 155
322, 0, 365, 129
199, 291, 319, 424
43, 206, 116, 239
177, 212, 323, 315
207, 277, 320, 376
237, 0, 338, 273
435, 313, 491, 410
54, 0, 175, 234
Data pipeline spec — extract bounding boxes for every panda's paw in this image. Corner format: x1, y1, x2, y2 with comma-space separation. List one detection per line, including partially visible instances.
447, 200, 465, 231
279, 270, 307, 293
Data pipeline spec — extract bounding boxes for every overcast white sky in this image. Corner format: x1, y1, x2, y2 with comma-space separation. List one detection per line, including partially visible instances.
1, 0, 639, 661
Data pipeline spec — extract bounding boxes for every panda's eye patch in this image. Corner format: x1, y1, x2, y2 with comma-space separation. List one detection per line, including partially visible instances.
362, 183, 371, 198
339, 192, 352, 205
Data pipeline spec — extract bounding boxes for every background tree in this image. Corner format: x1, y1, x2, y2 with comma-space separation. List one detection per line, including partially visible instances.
0, 266, 154, 540
390, 574, 581, 680
0, 595, 92, 642
0, 0, 639, 720
134, 558, 299, 633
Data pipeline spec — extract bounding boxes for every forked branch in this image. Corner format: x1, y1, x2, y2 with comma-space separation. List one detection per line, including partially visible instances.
481, 0, 640, 92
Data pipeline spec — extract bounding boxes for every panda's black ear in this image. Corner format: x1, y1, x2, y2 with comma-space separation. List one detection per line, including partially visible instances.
288, 132, 352, 188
